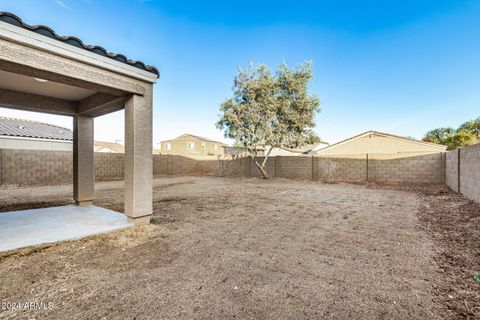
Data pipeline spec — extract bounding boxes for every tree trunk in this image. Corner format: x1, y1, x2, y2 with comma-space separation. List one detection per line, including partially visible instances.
253, 157, 269, 179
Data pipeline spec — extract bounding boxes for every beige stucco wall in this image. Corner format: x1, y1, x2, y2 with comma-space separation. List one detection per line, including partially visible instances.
269, 148, 305, 156
317, 133, 446, 156
160, 135, 225, 156
0, 136, 72, 151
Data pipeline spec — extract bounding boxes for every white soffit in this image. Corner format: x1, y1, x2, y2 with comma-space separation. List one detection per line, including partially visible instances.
0, 69, 95, 100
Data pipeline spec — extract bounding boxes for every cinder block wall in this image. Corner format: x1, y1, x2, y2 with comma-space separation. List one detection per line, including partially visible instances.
277, 156, 312, 179
95, 153, 124, 181
247, 157, 276, 177
368, 153, 445, 184
461, 144, 480, 202
0, 149, 127, 185
0, 149, 72, 185
314, 157, 366, 182
153, 155, 168, 176
0, 149, 447, 186
221, 158, 248, 177
445, 150, 459, 192
447, 144, 480, 203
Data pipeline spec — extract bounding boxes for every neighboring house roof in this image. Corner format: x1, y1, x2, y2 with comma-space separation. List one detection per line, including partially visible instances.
0, 12, 159, 78
162, 134, 227, 145
265, 141, 330, 155
94, 141, 124, 153
223, 146, 266, 150
314, 130, 447, 154
0, 116, 72, 141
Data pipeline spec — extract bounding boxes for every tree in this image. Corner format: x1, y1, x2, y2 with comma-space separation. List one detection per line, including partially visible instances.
216, 61, 320, 178
422, 122, 478, 150
423, 127, 455, 145
458, 117, 480, 138
446, 130, 477, 150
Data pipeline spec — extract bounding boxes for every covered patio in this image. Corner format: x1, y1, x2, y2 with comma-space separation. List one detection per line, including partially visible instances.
0, 12, 159, 251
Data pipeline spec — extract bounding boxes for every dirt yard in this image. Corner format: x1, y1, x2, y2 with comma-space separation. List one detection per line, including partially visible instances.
0, 177, 478, 319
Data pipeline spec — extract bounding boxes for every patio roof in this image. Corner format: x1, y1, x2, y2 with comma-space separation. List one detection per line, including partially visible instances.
0, 12, 159, 78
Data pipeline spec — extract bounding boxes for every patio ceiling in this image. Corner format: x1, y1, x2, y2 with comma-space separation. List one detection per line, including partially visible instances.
0, 69, 95, 101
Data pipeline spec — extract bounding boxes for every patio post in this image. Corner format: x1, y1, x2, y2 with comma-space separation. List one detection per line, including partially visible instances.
124, 88, 153, 224
73, 115, 95, 206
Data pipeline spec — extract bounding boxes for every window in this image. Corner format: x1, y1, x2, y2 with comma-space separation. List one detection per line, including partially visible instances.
187, 142, 195, 151
214, 144, 218, 151
163, 143, 171, 151
201, 142, 206, 150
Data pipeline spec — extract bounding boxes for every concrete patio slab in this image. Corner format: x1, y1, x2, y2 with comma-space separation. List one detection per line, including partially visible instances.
0, 205, 132, 252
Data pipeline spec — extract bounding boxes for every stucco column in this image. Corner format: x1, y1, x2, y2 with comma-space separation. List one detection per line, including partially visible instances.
73, 115, 94, 206
124, 88, 153, 224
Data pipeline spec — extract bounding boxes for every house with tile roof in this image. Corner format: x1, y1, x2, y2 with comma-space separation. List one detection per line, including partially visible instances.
0, 116, 73, 151
160, 134, 228, 156
313, 130, 447, 157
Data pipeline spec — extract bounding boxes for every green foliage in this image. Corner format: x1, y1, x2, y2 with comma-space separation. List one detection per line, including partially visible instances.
448, 130, 477, 150
458, 117, 480, 137
216, 60, 320, 178
423, 127, 455, 145
423, 120, 479, 150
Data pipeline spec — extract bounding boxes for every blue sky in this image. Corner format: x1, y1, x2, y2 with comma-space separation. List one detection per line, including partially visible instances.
0, 0, 479, 146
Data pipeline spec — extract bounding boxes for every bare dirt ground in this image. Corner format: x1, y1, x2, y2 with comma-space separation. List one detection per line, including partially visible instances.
368, 183, 480, 318
0, 177, 477, 319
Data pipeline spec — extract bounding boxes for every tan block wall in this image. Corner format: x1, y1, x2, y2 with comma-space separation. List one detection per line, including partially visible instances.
276, 156, 313, 179
153, 155, 168, 176
368, 153, 445, 184
221, 158, 249, 177
0, 149, 126, 186
0, 149, 72, 185
247, 157, 276, 178
95, 153, 124, 181
446, 144, 480, 203
314, 157, 367, 182
445, 150, 459, 192
0, 149, 447, 187
166, 155, 198, 175
458, 144, 480, 203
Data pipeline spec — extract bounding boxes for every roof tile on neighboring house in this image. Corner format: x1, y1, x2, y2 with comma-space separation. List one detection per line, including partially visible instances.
0, 12, 159, 78
0, 117, 72, 141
